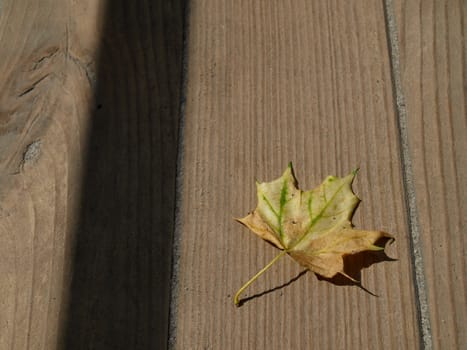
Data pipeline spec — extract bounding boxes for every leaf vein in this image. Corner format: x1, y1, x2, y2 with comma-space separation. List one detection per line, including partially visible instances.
291, 181, 349, 249
261, 194, 279, 218
277, 180, 288, 238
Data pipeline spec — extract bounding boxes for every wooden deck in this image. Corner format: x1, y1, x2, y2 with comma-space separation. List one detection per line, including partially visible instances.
0, 0, 465, 349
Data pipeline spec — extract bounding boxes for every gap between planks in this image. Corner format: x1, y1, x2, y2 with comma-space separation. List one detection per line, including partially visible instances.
382, 0, 432, 349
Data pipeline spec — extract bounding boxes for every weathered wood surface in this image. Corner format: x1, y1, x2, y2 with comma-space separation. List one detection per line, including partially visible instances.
1, 0, 465, 348
171, 1, 420, 349
0, 0, 185, 349
0, 1, 99, 348
394, 0, 467, 348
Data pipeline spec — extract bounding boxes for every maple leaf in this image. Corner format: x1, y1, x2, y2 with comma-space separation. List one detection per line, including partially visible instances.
234, 163, 394, 306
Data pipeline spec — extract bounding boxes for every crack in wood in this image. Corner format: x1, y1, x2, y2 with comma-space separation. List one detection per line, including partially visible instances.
17, 74, 51, 98
30, 48, 60, 71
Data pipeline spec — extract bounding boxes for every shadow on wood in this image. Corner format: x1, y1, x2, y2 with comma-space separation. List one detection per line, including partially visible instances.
238, 238, 395, 305
61, 1, 185, 349
317, 237, 396, 296
236, 269, 309, 307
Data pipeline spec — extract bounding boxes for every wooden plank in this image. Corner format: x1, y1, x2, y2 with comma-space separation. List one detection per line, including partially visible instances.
0, 0, 185, 349
0, 1, 100, 348
394, 0, 467, 348
171, 1, 420, 348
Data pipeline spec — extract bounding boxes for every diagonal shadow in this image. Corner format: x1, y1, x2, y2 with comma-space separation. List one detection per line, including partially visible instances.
236, 270, 309, 306
61, 1, 186, 349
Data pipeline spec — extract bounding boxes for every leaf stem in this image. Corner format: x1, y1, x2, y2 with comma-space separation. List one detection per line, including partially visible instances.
234, 250, 288, 306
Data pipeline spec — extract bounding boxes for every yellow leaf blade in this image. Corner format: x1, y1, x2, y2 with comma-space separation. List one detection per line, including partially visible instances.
236, 212, 284, 249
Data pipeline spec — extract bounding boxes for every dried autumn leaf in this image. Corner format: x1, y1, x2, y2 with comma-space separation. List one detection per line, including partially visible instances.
234, 163, 393, 305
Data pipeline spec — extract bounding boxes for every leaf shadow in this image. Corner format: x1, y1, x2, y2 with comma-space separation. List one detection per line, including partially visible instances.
237, 237, 396, 304
236, 269, 309, 306
317, 237, 397, 296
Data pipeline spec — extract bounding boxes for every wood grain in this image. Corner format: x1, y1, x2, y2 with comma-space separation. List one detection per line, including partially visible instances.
394, 0, 467, 348
0, 1, 100, 348
171, 0, 420, 349
0, 0, 185, 349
